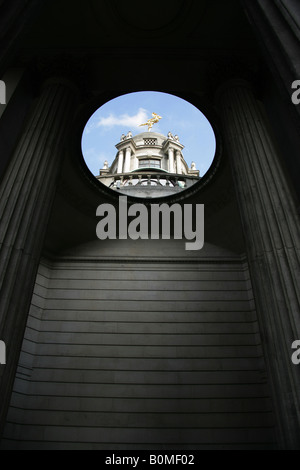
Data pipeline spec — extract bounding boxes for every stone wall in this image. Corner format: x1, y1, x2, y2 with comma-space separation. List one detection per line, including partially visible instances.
1, 240, 276, 449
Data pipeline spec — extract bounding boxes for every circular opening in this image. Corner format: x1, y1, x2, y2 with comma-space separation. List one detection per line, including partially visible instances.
81, 91, 216, 199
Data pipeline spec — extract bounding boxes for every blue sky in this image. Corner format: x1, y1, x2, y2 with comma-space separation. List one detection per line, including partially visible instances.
81, 91, 216, 177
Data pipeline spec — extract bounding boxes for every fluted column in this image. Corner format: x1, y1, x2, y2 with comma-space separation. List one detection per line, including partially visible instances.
0, 74, 80, 436
216, 78, 300, 449
168, 147, 174, 173
124, 147, 131, 173
117, 149, 124, 173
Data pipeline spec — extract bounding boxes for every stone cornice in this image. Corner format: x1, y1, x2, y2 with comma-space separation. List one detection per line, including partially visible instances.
115, 138, 136, 153
41, 253, 248, 266
162, 138, 184, 152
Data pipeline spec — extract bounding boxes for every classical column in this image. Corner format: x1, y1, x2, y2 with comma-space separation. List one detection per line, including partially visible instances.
134, 154, 139, 171
123, 147, 131, 173
176, 150, 181, 174
216, 78, 300, 449
117, 149, 124, 173
168, 147, 174, 173
0, 74, 80, 436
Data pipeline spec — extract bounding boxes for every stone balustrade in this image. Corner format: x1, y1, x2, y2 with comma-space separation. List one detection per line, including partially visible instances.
97, 170, 200, 190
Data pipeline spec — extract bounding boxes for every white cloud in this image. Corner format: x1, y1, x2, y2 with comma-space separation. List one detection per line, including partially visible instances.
96, 108, 149, 129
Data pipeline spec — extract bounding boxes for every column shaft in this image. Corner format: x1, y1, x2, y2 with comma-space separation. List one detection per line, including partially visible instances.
0, 77, 79, 436
217, 79, 300, 449
117, 150, 124, 173
124, 147, 131, 173
168, 148, 174, 173
176, 150, 181, 174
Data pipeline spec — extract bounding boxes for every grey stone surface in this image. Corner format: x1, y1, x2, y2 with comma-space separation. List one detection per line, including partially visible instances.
216, 78, 300, 449
0, 77, 79, 435
1, 247, 276, 449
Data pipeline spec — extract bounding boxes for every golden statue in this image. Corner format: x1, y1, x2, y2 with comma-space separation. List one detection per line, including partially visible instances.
139, 112, 162, 131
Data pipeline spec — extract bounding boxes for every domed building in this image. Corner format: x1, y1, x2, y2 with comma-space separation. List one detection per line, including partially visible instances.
97, 130, 199, 197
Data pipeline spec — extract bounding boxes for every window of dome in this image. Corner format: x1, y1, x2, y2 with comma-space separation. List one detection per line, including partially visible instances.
81, 91, 217, 199
139, 159, 161, 169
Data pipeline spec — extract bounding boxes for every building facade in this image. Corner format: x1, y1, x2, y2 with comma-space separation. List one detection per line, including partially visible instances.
0, 0, 299, 450
97, 130, 199, 198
